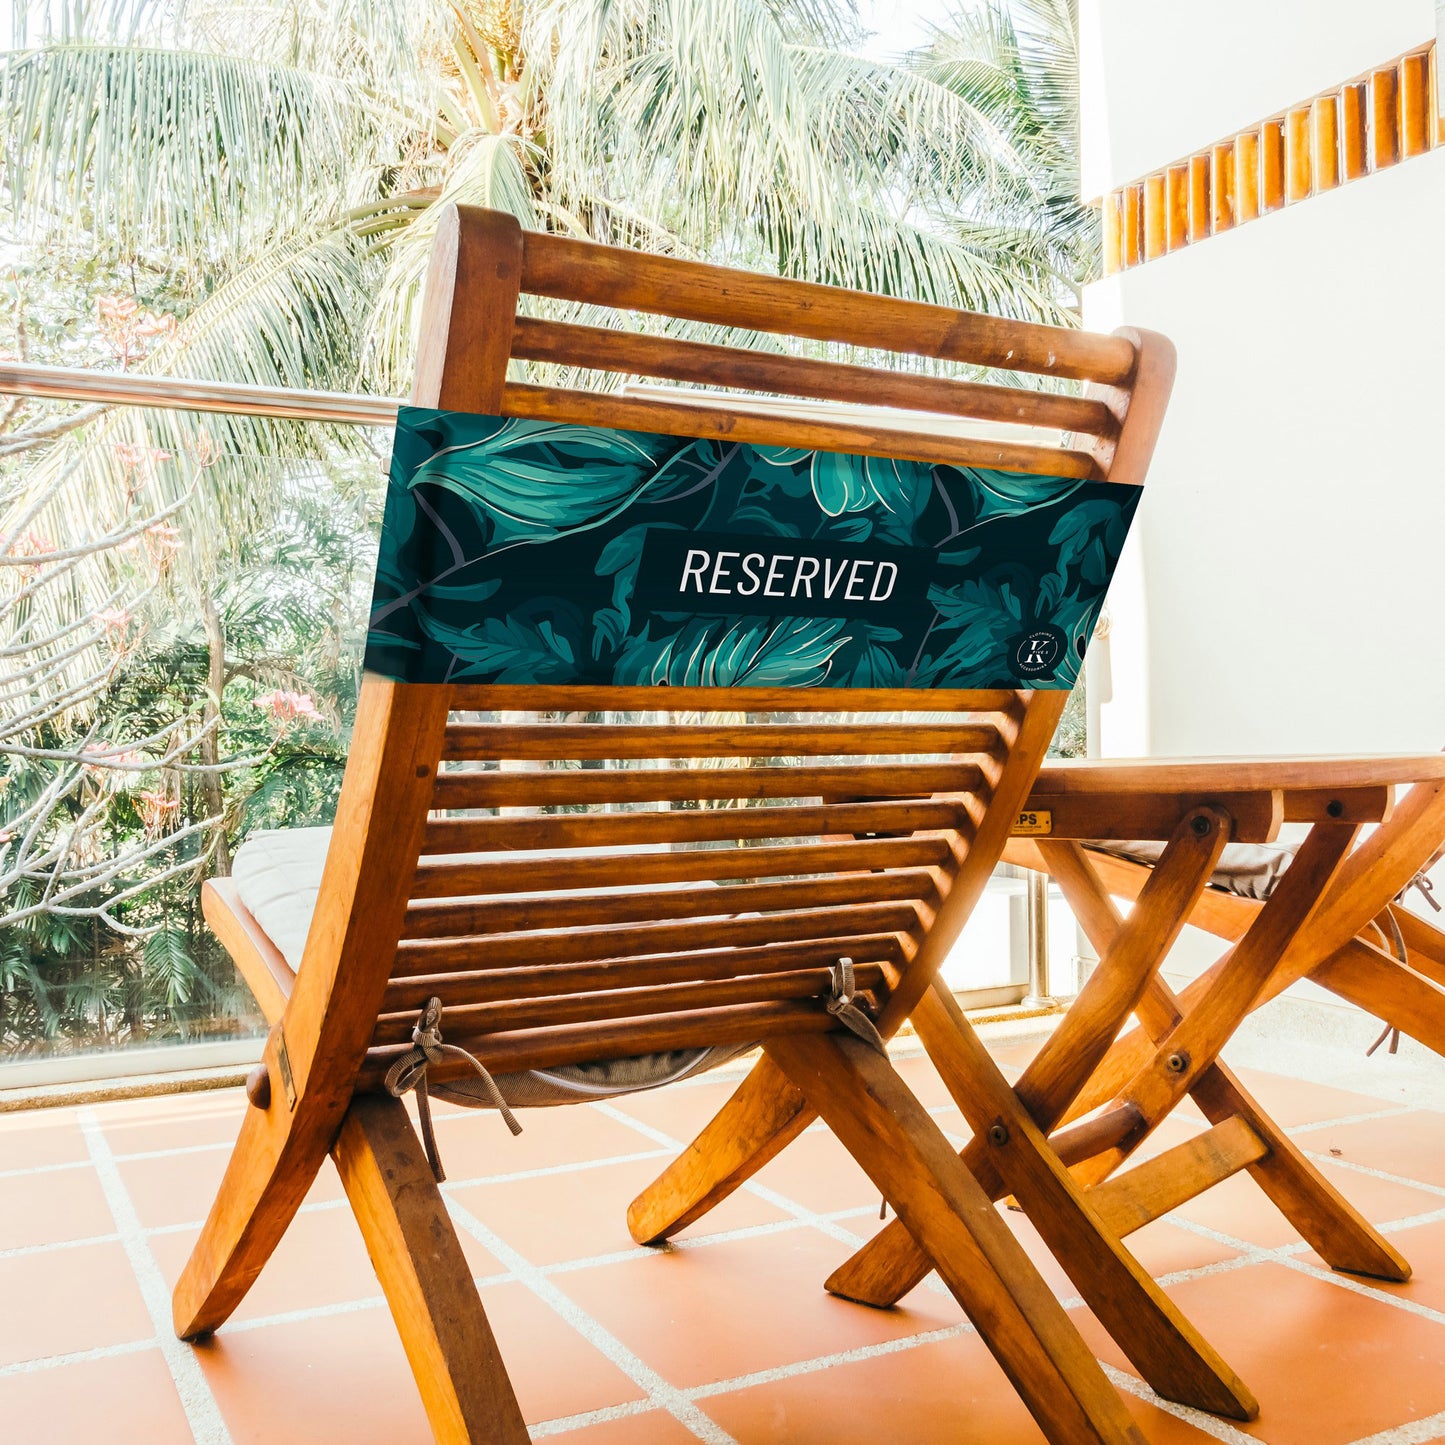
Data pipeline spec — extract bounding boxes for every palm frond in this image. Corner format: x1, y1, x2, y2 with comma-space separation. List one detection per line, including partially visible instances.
521, 0, 1058, 316
362, 130, 538, 394
1, 42, 376, 255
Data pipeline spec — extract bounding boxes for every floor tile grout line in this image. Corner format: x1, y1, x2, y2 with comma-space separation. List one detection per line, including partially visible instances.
8, 1067, 1439, 1441
1377, 1202, 1445, 1234
1100, 1363, 1259, 1443
0, 1230, 122, 1260
1160, 1206, 1445, 1329
0, 1157, 96, 1181
588, 1100, 884, 1256
139, 1203, 901, 1342
1272, 1251, 1445, 1327
1287, 1105, 1418, 1135
441, 1187, 740, 1445
0, 1336, 158, 1380
439, 1147, 674, 1189
1344, 1406, 1445, 1444
528, 1396, 663, 1439
680, 1322, 974, 1403
76, 1108, 234, 1445
1301, 1147, 1445, 1199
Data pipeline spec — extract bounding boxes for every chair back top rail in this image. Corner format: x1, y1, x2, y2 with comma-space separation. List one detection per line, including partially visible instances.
517, 229, 1137, 386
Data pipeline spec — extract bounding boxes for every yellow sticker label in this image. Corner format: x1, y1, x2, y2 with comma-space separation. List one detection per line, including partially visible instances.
1012, 809, 1053, 836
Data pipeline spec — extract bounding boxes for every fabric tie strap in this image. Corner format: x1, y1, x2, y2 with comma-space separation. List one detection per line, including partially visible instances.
826, 958, 889, 1058
1365, 908, 1410, 1058
383, 997, 522, 1182
1406, 871, 1441, 913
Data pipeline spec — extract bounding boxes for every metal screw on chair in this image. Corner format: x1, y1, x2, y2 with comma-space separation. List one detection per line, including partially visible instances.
1326, 799, 1344, 818
1191, 815, 1212, 836
1164, 1051, 1190, 1074
987, 1123, 1010, 1146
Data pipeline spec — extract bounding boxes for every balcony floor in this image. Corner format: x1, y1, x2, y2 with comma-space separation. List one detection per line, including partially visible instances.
2, 1037, 1444, 1443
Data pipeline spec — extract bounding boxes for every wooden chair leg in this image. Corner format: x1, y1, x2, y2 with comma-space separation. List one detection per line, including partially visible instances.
767, 1032, 1147, 1445
825, 813, 1230, 1313
1312, 938, 1445, 1056
911, 985, 1257, 1418
173, 1096, 327, 1338
627, 1052, 814, 1244
333, 1094, 529, 1444
1060, 854, 1410, 1283
1189, 1062, 1411, 1281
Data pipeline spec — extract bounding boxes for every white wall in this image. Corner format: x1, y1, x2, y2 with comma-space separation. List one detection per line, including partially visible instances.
1088, 147, 1445, 758
1080, 0, 1434, 197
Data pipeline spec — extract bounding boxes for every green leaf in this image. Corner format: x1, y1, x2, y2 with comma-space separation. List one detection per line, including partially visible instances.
417, 613, 580, 683
409, 419, 666, 546
811, 450, 857, 516
616, 616, 849, 688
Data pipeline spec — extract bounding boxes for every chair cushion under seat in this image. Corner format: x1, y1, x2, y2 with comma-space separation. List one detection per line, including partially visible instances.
230, 826, 750, 1107
1083, 839, 1297, 901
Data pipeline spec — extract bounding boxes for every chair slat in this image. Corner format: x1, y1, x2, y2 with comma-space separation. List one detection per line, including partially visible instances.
410, 835, 958, 898
445, 686, 1024, 713
392, 901, 926, 976
420, 799, 971, 856
402, 871, 942, 939
374, 966, 888, 1043
518, 230, 1138, 385
385, 936, 907, 1009
440, 722, 1002, 762
498, 382, 1102, 479
430, 761, 984, 811
359, 1003, 838, 1087
509, 317, 1120, 438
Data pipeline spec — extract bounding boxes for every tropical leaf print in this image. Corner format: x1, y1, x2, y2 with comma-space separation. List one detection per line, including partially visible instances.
366, 408, 1143, 691
615, 617, 850, 688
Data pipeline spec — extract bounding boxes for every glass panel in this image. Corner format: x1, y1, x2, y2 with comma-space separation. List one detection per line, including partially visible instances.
1, 396, 389, 1068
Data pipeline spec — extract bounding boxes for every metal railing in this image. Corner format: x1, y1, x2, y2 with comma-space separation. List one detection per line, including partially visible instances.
0, 360, 402, 425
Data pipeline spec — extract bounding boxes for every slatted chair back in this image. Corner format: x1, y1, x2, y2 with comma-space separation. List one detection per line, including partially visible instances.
275, 204, 1175, 1103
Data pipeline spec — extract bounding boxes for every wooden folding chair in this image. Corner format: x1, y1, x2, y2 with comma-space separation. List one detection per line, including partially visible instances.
174, 205, 1173, 1443
1013, 758, 1445, 1074
765, 758, 1445, 1423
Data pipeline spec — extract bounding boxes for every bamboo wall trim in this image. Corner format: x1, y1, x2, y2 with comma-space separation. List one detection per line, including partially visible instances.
1101, 40, 1440, 274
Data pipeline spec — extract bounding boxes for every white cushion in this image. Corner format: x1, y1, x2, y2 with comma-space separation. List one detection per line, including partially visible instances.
231, 826, 331, 970
1084, 839, 1297, 901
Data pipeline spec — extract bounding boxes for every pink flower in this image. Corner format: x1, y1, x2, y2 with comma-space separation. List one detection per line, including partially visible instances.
143, 523, 183, 568
81, 743, 148, 782
138, 788, 179, 835
192, 427, 222, 468
10, 529, 55, 560
81, 743, 145, 767
255, 690, 323, 725
93, 606, 133, 643
96, 295, 176, 366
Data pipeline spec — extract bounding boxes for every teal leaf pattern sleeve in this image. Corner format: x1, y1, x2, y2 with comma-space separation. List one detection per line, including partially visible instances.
366, 407, 1143, 691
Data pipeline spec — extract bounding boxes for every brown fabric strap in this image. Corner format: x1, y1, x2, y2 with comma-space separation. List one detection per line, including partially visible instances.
826, 957, 889, 1057
384, 997, 522, 1182
1403, 872, 1441, 913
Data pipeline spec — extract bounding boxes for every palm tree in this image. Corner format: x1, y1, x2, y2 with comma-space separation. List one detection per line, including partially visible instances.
915, 0, 1096, 304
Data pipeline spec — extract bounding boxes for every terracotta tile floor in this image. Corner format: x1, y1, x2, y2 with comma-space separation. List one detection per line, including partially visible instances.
2, 1042, 1444, 1444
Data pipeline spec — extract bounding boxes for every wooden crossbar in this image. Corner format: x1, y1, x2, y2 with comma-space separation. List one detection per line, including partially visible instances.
516, 229, 1138, 385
